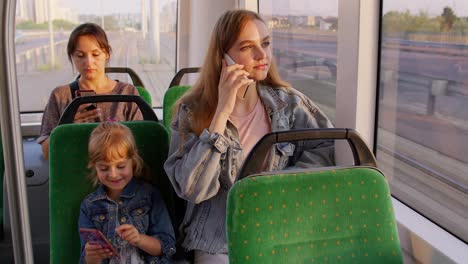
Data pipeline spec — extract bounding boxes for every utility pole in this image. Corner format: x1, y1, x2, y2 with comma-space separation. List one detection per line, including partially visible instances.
48, 0, 55, 67
142, 0, 147, 39
149, 0, 160, 63
100, 0, 105, 29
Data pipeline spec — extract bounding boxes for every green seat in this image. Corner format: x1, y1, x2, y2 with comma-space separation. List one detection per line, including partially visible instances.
162, 85, 190, 129
49, 121, 179, 262
163, 67, 200, 130
136, 85, 152, 106
0, 138, 3, 236
227, 129, 403, 264
105, 67, 152, 106
227, 168, 402, 264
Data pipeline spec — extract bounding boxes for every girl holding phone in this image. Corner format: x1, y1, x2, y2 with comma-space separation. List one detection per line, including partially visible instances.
38, 23, 143, 159
164, 9, 334, 263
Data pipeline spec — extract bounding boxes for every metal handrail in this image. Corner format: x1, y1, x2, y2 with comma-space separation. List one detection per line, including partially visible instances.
168, 67, 200, 88
239, 128, 377, 179
0, 0, 34, 263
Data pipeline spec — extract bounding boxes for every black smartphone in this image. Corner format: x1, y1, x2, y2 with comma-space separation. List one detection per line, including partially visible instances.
84, 104, 97, 111
75, 89, 97, 111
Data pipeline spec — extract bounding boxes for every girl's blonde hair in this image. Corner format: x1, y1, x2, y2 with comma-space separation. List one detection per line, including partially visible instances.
173, 9, 290, 136
87, 122, 144, 186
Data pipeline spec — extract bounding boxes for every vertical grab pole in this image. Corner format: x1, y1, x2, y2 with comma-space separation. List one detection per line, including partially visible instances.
0, 0, 34, 263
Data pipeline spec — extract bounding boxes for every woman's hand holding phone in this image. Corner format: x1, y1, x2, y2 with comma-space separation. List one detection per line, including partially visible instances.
73, 89, 102, 123
209, 54, 253, 134
224, 53, 252, 99
74, 105, 102, 123
218, 54, 253, 114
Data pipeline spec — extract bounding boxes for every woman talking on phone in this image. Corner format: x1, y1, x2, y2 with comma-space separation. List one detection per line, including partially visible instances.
38, 23, 142, 159
164, 9, 334, 263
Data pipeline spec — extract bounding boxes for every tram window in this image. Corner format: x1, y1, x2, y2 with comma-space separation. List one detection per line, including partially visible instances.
377, 0, 468, 243
15, 0, 177, 113
259, 0, 338, 123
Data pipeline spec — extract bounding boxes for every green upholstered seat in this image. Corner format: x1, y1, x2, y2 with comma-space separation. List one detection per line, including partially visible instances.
162, 85, 190, 130
0, 138, 3, 236
136, 85, 152, 106
49, 121, 177, 263
227, 167, 403, 264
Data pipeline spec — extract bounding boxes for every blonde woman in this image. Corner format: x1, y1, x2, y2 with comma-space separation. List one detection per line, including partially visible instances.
164, 9, 334, 263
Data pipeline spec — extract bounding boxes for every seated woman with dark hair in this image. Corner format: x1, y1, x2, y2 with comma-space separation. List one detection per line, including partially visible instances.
38, 23, 143, 159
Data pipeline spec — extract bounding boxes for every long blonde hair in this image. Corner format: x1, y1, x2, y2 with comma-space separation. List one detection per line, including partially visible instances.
174, 9, 289, 136
87, 122, 144, 186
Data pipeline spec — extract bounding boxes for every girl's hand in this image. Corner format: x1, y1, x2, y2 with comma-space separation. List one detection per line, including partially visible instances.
73, 105, 102, 123
216, 60, 254, 116
84, 242, 113, 263
116, 224, 141, 247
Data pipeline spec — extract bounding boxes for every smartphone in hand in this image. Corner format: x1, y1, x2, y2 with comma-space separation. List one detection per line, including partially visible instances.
224, 53, 236, 66
79, 227, 119, 257
224, 53, 250, 98
75, 89, 97, 112
75, 89, 96, 97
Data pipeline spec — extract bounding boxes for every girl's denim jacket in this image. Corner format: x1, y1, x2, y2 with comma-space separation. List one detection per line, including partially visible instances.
78, 178, 176, 263
163, 84, 334, 254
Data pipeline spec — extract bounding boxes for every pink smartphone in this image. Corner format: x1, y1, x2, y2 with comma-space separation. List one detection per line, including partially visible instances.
79, 227, 119, 257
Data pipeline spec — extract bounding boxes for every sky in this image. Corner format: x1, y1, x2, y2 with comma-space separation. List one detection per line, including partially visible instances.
383, 0, 468, 16
59, 0, 468, 17
260, 0, 468, 17
59, 0, 172, 15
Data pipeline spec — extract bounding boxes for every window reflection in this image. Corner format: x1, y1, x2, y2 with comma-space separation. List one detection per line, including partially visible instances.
259, 0, 338, 123
15, 0, 177, 112
377, 0, 468, 242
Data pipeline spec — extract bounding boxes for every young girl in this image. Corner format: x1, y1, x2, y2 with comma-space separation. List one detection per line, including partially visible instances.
164, 9, 333, 263
79, 122, 175, 264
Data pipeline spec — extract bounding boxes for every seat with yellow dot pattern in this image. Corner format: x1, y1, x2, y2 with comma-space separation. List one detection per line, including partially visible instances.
227, 128, 403, 264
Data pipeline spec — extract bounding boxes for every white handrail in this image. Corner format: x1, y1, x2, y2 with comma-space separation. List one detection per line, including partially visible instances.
0, 0, 34, 263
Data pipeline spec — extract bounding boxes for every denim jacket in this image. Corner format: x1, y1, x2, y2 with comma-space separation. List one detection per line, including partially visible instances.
163, 84, 334, 254
78, 178, 176, 263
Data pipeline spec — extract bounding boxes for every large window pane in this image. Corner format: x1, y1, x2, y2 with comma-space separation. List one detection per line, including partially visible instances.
259, 1, 338, 123
377, 0, 468, 242
15, 0, 177, 112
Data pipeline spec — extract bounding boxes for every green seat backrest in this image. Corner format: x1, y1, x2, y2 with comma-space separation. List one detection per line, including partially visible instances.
136, 86, 152, 106
162, 86, 190, 130
49, 121, 176, 263
227, 167, 403, 264
0, 137, 3, 236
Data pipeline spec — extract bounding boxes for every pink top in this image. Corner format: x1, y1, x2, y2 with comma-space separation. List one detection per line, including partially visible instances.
230, 99, 271, 158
